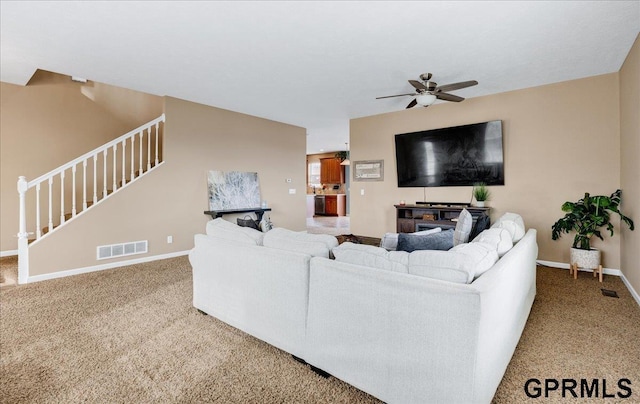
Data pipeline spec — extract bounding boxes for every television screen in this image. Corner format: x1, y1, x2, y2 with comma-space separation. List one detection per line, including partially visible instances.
395, 120, 504, 187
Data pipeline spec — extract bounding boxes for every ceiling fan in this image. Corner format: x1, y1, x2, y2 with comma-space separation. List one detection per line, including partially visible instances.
376, 73, 478, 109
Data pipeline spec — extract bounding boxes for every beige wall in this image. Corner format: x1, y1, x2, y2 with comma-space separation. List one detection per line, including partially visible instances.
350, 73, 624, 269
620, 34, 640, 294
0, 70, 162, 252
28, 96, 307, 276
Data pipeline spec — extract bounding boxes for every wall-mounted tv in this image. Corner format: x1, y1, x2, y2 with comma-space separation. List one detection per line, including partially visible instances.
395, 120, 504, 187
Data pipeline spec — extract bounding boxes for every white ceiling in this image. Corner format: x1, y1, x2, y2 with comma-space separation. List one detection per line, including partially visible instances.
1, 1, 638, 154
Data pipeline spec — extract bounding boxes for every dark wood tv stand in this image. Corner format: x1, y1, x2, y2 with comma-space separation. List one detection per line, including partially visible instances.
395, 203, 490, 233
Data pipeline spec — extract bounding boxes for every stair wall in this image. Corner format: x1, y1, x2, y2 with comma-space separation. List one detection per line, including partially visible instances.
2, 70, 164, 254
27, 96, 307, 279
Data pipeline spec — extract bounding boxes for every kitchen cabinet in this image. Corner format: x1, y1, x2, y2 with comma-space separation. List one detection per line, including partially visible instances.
323, 194, 346, 216
320, 158, 345, 184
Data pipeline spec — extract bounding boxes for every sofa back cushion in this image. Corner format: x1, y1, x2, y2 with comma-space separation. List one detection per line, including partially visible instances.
408, 242, 498, 283
206, 218, 265, 245
491, 212, 525, 243
332, 242, 409, 273
263, 228, 337, 258
471, 228, 513, 257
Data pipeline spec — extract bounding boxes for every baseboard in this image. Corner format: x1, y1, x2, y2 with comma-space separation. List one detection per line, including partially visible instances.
27, 250, 190, 283
619, 272, 640, 308
536, 259, 622, 276
537, 260, 639, 307
0, 249, 18, 257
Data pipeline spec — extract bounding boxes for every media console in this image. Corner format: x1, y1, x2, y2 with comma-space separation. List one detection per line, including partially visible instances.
395, 203, 491, 233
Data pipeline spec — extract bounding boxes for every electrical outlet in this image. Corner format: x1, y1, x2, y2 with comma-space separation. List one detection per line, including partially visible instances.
289, 188, 296, 194
360, 189, 365, 195
167, 235, 173, 244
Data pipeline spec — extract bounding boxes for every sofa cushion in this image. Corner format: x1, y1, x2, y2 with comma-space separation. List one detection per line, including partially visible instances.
471, 228, 513, 257
491, 212, 525, 242
332, 242, 409, 273
450, 242, 500, 279
380, 227, 442, 251
453, 208, 473, 246
206, 218, 265, 245
263, 228, 337, 258
397, 229, 454, 253
408, 242, 498, 283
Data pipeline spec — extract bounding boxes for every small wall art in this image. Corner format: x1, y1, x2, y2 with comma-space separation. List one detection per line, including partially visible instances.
208, 170, 261, 210
353, 160, 384, 181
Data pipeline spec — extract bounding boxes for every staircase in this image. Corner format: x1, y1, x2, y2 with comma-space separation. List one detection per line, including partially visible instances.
17, 114, 165, 284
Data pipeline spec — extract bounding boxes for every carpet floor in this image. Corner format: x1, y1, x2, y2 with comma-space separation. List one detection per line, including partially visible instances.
1, 256, 639, 403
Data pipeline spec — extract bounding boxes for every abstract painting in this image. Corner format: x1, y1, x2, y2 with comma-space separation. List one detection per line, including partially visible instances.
208, 171, 261, 210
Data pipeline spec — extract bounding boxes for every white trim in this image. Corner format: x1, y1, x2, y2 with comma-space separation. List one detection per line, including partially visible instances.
537, 259, 640, 307
1, 249, 18, 257
536, 259, 621, 276
620, 272, 640, 307
26, 250, 190, 284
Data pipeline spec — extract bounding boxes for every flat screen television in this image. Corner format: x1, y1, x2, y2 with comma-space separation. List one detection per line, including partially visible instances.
395, 120, 504, 187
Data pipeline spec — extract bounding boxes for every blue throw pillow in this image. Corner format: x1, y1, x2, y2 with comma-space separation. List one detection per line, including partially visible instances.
397, 229, 454, 252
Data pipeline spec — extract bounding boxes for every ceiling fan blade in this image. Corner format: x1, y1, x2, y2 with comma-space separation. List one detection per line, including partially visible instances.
408, 80, 428, 91
406, 99, 418, 109
435, 80, 478, 93
376, 93, 416, 99
436, 92, 464, 102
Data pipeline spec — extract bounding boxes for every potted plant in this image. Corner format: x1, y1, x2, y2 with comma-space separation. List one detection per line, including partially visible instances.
334, 151, 349, 163
551, 189, 634, 273
472, 182, 490, 207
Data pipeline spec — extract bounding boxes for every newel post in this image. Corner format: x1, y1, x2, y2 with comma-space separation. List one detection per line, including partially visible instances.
17, 176, 29, 284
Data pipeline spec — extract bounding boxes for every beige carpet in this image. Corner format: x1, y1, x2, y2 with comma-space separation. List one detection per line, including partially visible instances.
1, 257, 639, 403
0, 255, 18, 288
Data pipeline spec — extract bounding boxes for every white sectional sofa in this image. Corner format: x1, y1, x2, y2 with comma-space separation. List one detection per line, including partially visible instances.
188, 214, 538, 404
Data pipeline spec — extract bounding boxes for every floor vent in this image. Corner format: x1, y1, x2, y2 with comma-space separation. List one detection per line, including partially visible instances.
97, 240, 148, 260
601, 289, 619, 298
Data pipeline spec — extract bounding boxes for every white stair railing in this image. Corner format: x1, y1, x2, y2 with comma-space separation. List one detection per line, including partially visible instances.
17, 114, 165, 284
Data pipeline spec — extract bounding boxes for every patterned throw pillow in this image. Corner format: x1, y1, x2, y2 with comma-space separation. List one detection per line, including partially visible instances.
259, 215, 273, 232
453, 208, 473, 246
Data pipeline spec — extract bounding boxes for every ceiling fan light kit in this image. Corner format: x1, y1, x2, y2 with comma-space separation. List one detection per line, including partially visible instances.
416, 93, 437, 106
376, 73, 478, 109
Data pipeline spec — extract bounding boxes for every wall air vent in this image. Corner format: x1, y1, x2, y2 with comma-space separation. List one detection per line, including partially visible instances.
97, 240, 148, 260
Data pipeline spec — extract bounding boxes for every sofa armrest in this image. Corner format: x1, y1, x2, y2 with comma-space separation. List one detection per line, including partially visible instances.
470, 229, 538, 402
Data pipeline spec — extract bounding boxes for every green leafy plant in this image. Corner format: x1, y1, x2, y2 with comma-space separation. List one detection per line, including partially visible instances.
551, 189, 634, 250
334, 151, 349, 162
472, 182, 490, 202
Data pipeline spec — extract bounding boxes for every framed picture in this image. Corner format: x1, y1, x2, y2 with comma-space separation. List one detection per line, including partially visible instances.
207, 170, 261, 210
353, 160, 384, 181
